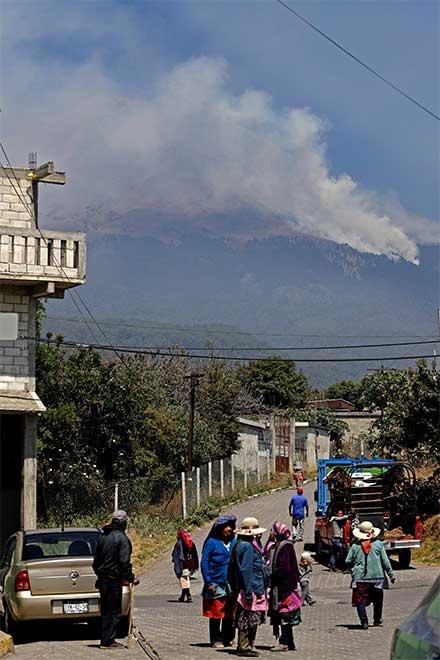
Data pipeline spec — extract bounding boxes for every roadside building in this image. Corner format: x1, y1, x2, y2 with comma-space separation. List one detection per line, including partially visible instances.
0, 161, 86, 547
236, 415, 330, 475
305, 399, 379, 455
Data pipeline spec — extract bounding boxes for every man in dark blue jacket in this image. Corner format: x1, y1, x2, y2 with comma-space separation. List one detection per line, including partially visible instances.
93, 510, 138, 649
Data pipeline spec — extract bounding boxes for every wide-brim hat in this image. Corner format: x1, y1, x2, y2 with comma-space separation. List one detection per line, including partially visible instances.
236, 516, 266, 536
353, 520, 381, 540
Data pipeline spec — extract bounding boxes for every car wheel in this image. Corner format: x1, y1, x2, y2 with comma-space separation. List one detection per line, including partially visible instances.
1, 605, 18, 639
398, 549, 411, 569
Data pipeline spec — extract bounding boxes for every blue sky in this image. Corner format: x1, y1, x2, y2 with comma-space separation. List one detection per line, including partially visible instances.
1, 0, 438, 262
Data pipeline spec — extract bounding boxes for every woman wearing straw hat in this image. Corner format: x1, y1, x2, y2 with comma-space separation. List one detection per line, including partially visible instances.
231, 517, 269, 658
346, 520, 395, 629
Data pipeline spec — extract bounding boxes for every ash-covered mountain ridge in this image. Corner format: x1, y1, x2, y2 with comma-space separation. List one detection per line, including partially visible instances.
45, 231, 439, 387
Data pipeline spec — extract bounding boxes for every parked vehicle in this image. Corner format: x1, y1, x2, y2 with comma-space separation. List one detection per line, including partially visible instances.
0, 528, 131, 636
390, 574, 440, 659
314, 458, 423, 568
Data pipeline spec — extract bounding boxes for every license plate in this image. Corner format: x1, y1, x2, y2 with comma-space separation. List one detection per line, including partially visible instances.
63, 601, 89, 614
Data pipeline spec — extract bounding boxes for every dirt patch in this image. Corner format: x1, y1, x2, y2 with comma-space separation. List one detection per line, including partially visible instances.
413, 514, 440, 566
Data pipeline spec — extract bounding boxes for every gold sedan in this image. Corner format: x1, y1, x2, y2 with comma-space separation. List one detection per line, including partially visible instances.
0, 528, 131, 638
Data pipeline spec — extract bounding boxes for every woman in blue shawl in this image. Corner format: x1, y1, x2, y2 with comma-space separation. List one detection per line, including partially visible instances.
201, 514, 237, 648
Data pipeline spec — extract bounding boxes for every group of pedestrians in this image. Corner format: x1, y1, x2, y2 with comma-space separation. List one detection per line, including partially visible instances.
167, 482, 396, 654
194, 514, 304, 656
171, 512, 307, 655
90, 485, 396, 653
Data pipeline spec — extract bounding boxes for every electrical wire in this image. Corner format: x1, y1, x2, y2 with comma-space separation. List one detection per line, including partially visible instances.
275, 0, 440, 121
25, 335, 438, 364
44, 316, 438, 340
35, 335, 440, 352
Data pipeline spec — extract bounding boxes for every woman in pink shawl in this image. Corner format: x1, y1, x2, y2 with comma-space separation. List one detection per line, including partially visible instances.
264, 521, 302, 652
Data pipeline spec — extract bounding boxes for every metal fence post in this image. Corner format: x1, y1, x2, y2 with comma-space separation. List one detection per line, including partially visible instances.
208, 461, 212, 497
181, 472, 187, 518
266, 448, 270, 482
231, 453, 235, 491
244, 452, 248, 490
114, 482, 119, 511
220, 459, 224, 498
257, 452, 261, 483
196, 467, 201, 508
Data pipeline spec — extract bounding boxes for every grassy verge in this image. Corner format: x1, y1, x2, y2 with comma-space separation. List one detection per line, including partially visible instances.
130, 473, 290, 573
412, 514, 440, 566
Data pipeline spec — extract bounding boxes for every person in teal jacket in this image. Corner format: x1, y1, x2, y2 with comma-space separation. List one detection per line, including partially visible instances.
346, 520, 395, 629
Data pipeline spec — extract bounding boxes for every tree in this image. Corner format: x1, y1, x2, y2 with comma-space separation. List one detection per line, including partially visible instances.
238, 357, 310, 410
325, 380, 362, 409
360, 361, 440, 465
292, 407, 349, 446
36, 337, 263, 518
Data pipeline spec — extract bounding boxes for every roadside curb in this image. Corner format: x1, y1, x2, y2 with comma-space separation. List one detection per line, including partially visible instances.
0, 631, 14, 657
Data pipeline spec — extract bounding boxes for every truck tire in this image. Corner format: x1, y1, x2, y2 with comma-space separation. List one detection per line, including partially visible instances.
398, 549, 411, 569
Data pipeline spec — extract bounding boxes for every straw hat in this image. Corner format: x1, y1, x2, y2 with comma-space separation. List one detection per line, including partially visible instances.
353, 520, 381, 540
236, 516, 267, 536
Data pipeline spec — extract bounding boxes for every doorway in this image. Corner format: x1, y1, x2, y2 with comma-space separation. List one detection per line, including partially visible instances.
0, 414, 23, 549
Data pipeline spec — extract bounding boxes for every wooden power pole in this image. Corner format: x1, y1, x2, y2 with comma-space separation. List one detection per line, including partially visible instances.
184, 372, 203, 471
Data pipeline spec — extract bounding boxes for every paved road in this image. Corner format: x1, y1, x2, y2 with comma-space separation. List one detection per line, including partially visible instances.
15, 482, 437, 659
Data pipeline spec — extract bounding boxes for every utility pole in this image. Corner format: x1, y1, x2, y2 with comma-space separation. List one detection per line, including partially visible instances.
27, 152, 66, 227
184, 372, 203, 471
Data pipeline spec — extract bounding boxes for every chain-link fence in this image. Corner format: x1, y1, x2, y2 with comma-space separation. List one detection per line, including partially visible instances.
38, 475, 181, 527
181, 448, 273, 518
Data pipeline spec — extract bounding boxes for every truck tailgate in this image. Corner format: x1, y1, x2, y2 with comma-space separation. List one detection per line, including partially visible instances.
27, 557, 97, 595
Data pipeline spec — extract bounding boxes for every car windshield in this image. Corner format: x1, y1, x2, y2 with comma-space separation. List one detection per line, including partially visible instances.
23, 531, 100, 559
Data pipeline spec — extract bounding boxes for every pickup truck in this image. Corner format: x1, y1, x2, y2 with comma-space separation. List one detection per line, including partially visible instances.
314, 457, 423, 568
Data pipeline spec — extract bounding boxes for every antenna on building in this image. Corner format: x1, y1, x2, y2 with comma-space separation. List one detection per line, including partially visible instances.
28, 152, 37, 169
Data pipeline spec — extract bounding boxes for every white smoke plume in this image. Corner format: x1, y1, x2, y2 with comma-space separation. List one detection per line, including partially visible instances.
5, 57, 437, 263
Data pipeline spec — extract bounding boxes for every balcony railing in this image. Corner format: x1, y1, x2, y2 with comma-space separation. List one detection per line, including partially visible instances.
0, 227, 86, 286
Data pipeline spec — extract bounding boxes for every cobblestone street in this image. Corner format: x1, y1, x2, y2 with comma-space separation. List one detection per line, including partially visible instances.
14, 482, 437, 660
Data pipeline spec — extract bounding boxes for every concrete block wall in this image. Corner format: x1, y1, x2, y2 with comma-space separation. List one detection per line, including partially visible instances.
0, 175, 34, 229
0, 286, 35, 391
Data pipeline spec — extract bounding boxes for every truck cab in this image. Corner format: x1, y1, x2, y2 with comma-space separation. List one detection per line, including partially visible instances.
314, 457, 423, 568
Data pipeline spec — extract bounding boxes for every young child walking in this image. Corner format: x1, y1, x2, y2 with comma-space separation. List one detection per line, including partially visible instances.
171, 528, 199, 603
299, 551, 316, 606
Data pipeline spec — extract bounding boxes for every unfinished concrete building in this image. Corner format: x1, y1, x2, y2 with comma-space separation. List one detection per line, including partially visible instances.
0, 162, 86, 547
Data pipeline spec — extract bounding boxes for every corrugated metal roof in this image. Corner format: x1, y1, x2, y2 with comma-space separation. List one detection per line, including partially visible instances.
0, 391, 46, 414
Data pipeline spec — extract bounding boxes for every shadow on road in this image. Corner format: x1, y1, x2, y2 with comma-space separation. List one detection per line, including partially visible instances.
14, 621, 100, 646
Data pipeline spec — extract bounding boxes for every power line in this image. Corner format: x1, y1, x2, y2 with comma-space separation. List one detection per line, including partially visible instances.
36, 334, 440, 352
25, 335, 437, 364
44, 315, 438, 340
275, 0, 440, 121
